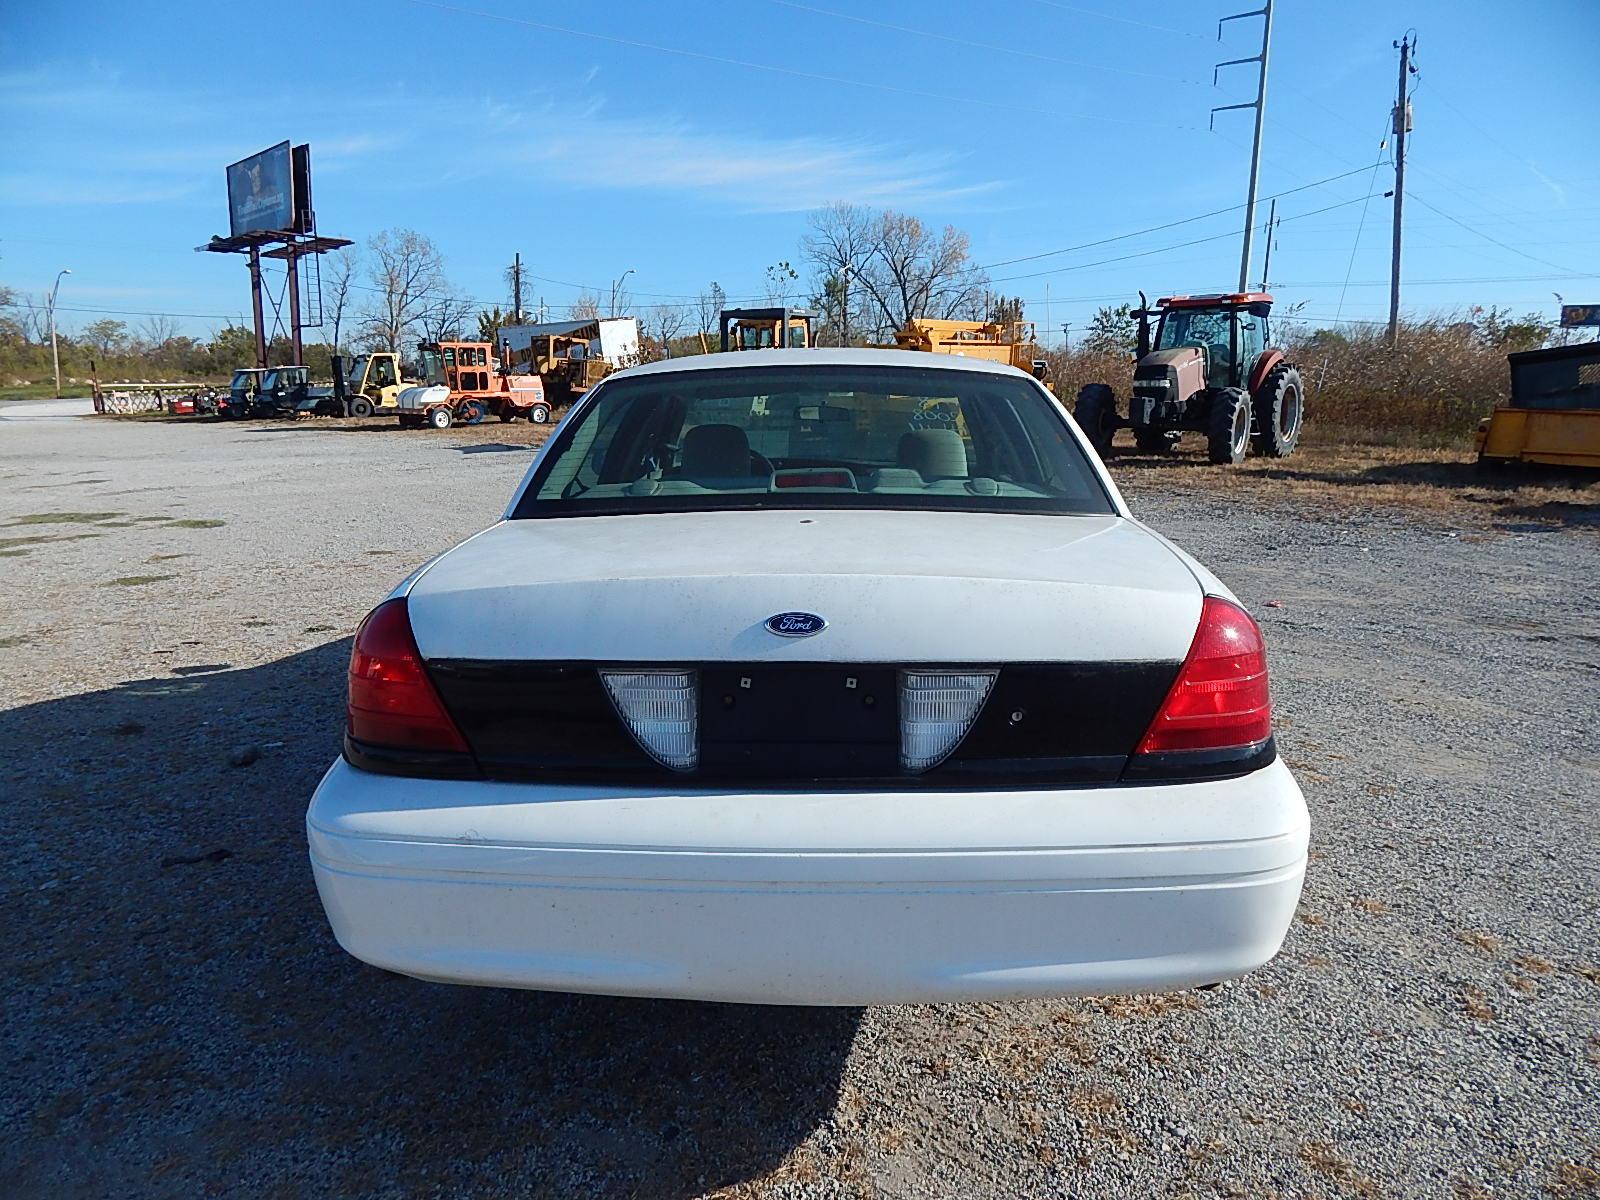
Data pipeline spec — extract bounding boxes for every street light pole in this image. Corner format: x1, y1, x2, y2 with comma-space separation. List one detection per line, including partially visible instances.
610, 268, 635, 318
48, 268, 72, 399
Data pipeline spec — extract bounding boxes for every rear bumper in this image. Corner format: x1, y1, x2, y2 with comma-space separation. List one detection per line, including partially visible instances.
307, 757, 1308, 1005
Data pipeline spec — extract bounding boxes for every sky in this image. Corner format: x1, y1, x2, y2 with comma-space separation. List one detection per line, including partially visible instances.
2, 0, 1597, 347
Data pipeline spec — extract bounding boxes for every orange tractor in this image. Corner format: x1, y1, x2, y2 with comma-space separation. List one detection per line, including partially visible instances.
1075, 292, 1304, 463
395, 340, 550, 430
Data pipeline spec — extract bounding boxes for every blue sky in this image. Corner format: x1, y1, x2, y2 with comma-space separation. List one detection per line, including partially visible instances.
2, 0, 1597, 345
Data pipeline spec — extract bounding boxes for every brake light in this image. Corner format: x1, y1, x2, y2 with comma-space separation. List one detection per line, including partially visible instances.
347, 598, 468, 753
1136, 596, 1271, 755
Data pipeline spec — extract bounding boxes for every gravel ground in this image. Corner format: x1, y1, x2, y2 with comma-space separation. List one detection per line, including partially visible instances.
2, 406, 1597, 1199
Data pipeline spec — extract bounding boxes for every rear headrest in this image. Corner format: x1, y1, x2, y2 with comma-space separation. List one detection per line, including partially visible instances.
897, 428, 969, 480
681, 423, 751, 479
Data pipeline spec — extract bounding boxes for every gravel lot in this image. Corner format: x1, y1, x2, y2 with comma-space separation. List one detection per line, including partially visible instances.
3, 404, 1597, 1199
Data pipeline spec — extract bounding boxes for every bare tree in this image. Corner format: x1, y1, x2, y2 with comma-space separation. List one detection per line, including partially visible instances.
859, 211, 987, 333
801, 203, 874, 342
419, 293, 475, 343
320, 246, 358, 355
692, 282, 726, 349
645, 305, 689, 358
801, 205, 988, 340
138, 314, 181, 349
570, 291, 601, 320
359, 228, 446, 353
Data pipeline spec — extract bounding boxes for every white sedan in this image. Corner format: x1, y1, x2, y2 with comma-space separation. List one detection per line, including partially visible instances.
307, 348, 1308, 1005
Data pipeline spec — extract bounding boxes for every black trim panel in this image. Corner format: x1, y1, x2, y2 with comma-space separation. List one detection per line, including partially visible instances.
343, 733, 481, 780
1121, 736, 1277, 783
423, 659, 1183, 788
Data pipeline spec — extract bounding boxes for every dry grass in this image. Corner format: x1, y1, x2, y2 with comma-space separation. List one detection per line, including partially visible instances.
1507, 974, 1539, 996
1516, 954, 1557, 976
1547, 1159, 1600, 1197
1457, 930, 1502, 955
1299, 1140, 1384, 1198
1353, 897, 1393, 916
1462, 987, 1497, 1022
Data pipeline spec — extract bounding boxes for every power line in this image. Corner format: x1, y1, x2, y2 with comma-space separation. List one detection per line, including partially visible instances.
1404, 190, 1594, 277
1334, 116, 1393, 324
1028, 0, 1205, 39
766, 0, 1205, 84
986, 194, 1378, 284
976, 165, 1375, 270
408, 0, 1170, 130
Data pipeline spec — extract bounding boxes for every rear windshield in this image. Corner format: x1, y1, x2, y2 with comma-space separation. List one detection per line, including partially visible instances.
512, 363, 1114, 518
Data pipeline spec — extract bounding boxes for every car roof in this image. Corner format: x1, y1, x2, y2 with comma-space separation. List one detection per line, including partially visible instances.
608, 347, 1037, 381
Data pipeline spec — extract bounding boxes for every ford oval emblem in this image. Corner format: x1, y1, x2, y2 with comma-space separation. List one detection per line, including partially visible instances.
765, 611, 827, 638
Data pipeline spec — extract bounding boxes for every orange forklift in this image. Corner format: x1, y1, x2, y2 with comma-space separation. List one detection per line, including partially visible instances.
396, 340, 550, 429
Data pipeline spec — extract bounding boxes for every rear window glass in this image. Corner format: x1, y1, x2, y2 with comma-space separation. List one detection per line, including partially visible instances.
512, 363, 1113, 518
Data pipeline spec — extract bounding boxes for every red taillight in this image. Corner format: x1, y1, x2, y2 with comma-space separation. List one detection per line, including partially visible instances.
347, 598, 468, 753
1136, 596, 1271, 755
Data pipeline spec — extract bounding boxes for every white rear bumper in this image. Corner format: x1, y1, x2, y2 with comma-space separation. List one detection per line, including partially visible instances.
307, 758, 1308, 1005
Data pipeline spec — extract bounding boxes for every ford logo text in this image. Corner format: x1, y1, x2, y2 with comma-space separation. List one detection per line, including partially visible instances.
765, 611, 827, 638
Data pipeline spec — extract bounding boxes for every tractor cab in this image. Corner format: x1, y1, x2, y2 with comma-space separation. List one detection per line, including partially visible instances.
225, 367, 267, 418
1141, 293, 1274, 392
418, 341, 497, 393
719, 307, 818, 351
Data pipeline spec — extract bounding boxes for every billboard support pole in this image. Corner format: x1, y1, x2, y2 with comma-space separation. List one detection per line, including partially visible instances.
248, 246, 268, 369
285, 241, 303, 366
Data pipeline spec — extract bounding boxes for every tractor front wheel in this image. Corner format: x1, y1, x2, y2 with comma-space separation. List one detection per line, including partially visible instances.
1207, 388, 1251, 465
1252, 363, 1304, 457
529, 403, 551, 425
1073, 384, 1118, 456
350, 397, 375, 419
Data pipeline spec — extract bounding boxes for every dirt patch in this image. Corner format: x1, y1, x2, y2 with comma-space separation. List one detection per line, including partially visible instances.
165, 518, 226, 529
6, 511, 126, 525
1107, 440, 1599, 528
100, 574, 177, 587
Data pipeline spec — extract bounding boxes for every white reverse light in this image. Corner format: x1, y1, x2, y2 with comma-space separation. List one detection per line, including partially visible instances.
601, 670, 699, 771
899, 671, 997, 772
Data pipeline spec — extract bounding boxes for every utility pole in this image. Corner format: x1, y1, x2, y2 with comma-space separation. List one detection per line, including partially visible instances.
48, 269, 71, 398
1061, 322, 1071, 351
610, 268, 634, 318
839, 260, 854, 346
1388, 32, 1415, 346
510, 252, 525, 323
1212, 0, 1274, 294
1258, 197, 1278, 291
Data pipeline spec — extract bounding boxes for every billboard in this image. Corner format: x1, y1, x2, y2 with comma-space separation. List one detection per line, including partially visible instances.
226, 142, 295, 237
1559, 304, 1600, 328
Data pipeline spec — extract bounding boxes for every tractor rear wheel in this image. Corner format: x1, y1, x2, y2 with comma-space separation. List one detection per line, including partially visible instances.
1206, 388, 1251, 464
1252, 363, 1304, 457
1073, 384, 1118, 456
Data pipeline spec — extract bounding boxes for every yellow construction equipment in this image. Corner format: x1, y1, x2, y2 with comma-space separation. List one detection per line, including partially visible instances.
1476, 342, 1600, 469
894, 318, 1049, 382
719, 307, 818, 351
